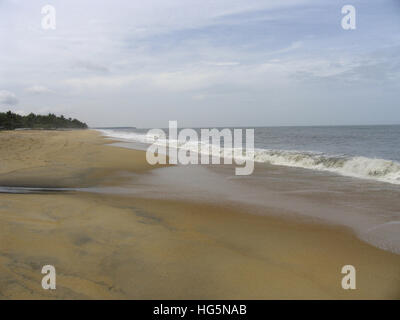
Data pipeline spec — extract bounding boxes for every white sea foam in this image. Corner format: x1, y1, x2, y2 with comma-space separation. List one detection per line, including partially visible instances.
360, 221, 400, 254
252, 149, 400, 185
98, 129, 400, 185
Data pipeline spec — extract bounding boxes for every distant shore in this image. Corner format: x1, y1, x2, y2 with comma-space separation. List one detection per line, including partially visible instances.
0, 130, 399, 299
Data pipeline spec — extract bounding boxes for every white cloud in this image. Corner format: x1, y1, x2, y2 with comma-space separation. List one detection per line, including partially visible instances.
65, 75, 138, 90
204, 61, 240, 67
26, 85, 52, 94
270, 41, 303, 55
0, 90, 18, 106
65, 69, 218, 92
14, 110, 29, 116
73, 60, 110, 73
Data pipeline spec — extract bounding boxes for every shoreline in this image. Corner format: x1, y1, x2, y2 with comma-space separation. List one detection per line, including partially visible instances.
0, 129, 399, 299
89, 131, 400, 256
98, 126, 400, 186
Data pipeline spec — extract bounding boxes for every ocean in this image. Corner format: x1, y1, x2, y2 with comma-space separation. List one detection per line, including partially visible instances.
97, 125, 400, 185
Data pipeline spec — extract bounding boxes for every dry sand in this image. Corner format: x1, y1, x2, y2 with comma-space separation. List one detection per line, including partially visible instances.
0, 130, 399, 299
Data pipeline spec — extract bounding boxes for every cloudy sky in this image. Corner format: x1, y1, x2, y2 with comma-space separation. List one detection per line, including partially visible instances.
0, 0, 400, 127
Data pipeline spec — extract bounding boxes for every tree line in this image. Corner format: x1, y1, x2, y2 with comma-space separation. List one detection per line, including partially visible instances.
0, 111, 88, 130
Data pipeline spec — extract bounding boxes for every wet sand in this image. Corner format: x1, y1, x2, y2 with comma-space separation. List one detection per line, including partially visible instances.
0, 130, 399, 299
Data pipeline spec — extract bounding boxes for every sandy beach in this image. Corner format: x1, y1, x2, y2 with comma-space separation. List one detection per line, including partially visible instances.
0, 130, 399, 299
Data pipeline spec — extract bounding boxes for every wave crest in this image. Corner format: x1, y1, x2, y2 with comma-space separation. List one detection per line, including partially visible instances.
253, 149, 400, 184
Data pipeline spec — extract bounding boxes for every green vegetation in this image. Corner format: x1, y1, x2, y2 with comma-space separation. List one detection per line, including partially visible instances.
0, 111, 88, 130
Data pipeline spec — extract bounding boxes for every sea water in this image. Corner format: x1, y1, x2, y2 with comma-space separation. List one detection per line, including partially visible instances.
97, 125, 400, 185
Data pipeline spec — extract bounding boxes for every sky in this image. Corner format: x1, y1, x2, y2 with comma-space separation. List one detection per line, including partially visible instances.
0, 0, 400, 128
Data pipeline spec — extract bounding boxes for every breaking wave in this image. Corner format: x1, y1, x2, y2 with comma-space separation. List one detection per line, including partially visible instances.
252, 149, 400, 185
98, 129, 400, 185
